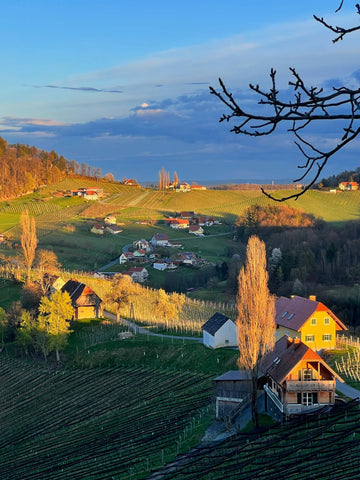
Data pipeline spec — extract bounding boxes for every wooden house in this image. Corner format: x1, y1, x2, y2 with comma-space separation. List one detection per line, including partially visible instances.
275, 295, 347, 350
61, 280, 103, 320
202, 312, 238, 349
261, 336, 343, 420
214, 370, 252, 419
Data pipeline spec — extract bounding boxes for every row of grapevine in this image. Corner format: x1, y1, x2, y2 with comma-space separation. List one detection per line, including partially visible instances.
0, 356, 214, 479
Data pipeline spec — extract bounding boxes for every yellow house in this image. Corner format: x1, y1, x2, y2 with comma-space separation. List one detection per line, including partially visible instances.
275, 295, 347, 350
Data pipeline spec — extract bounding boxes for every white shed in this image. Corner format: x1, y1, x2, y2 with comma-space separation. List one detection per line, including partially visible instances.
201, 313, 238, 349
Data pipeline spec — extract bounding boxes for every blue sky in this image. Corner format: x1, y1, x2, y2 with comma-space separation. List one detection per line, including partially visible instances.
0, 1, 359, 184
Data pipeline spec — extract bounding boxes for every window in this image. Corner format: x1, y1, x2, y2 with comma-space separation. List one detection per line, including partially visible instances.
302, 392, 318, 406
311, 318, 317, 325
305, 335, 315, 342
281, 311, 288, 318
288, 313, 295, 320
324, 317, 330, 325
322, 334, 332, 341
303, 369, 313, 381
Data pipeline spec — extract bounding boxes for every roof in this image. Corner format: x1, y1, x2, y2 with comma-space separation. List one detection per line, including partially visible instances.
189, 225, 202, 231
128, 266, 147, 273
61, 279, 102, 305
202, 312, 235, 335
214, 370, 251, 382
261, 336, 343, 384
275, 295, 347, 332
153, 233, 169, 241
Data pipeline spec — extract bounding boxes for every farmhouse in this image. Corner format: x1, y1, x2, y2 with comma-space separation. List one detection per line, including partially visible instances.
261, 336, 343, 420
104, 215, 117, 225
150, 233, 169, 247
122, 266, 148, 283
202, 312, 238, 349
169, 219, 189, 229
197, 216, 215, 226
189, 225, 204, 235
133, 239, 151, 251
105, 225, 123, 234
275, 295, 347, 350
61, 279, 103, 320
119, 252, 135, 264
190, 184, 206, 190
91, 224, 105, 235
176, 252, 197, 265
339, 181, 359, 191
180, 211, 194, 219
176, 182, 191, 192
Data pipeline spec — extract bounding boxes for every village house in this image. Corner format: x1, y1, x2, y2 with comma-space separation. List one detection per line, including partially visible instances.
122, 266, 148, 283
61, 279, 103, 320
189, 225, 204, 235
105, 225, 123, 235
197, 216, 215, 226
122, 178, 140, 187
176, 182, 191, 192
190, 184, 207, 190
83, 190, 98, 200
338, 181, 359, 191
119, 252, 135, 264
275, 295, 347, 350
133, 239, 151, 251
202, 312, 238, 349
261, 336, 344, 420
180, 211, 195, 219
150, 233, 169, 247
91, 224, 105, 235
176, 252, 197, 266
169, 219, 189, 229
133, 248, 147, 257
152, 259, 176, 271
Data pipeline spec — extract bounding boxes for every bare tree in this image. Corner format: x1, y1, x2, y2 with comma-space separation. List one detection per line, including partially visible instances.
20, 210, 38, 283
210, 3, 360, 201
236, 235, 275, 428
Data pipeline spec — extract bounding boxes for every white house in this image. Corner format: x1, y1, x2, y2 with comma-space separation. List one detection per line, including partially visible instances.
119, 252, 135, 264
202, 313, 238, 349
123, 266, 148, 283
150, 233, 169, 247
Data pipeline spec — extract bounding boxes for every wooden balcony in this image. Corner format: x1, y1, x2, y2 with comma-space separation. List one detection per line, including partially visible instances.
286, 380, 334, 392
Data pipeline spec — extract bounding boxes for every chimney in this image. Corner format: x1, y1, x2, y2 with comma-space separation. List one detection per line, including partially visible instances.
309, 295, 316, 302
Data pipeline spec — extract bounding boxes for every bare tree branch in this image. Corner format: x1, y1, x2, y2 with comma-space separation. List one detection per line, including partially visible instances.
314, 1, 360, 43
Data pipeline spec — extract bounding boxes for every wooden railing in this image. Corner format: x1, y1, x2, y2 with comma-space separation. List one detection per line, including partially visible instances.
286, 380, 334, 392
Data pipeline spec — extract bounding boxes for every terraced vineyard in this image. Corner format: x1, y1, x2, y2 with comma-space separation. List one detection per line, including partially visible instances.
151, 400, 360, 479
0, 357, 213, 480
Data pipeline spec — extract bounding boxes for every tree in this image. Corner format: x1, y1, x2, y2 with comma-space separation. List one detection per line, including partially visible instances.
15, 309, 36, 355
20, 209, 37, 282
154, 289, 185, 329
37, 290, 74, 361
210, 3, 360, 201
0, 307, 7, 351
35, 249, 60, 295
105, 274, 140, 322
236, 235, 276, 428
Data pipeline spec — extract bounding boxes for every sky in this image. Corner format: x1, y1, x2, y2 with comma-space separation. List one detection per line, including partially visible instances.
0, 1, 359, 184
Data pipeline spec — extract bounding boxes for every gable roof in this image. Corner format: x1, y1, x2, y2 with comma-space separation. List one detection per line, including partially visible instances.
202, 312, 235, 336
261, 336, 343, 384
275, 295, 347, 331
61, 279, 102, 305
153, 233, 169, 241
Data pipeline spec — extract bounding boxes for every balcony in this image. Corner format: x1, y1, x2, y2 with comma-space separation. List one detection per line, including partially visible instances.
286, 380, 334, 392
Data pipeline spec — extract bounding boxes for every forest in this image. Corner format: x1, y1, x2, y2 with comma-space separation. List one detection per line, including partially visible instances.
0, 137, 101, 199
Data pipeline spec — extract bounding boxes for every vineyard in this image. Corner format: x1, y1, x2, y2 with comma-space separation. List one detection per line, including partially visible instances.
0, 356, 214, 480
149, 399, 360, 479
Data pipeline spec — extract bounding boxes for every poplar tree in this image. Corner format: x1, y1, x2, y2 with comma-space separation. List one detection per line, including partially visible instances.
20, 210, 37, 283
236, 235, 276, 428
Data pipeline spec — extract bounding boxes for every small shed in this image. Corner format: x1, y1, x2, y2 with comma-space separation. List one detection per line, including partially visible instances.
202, 312, 238, 349
61, 279, 103, 320
214, 370, 252, 419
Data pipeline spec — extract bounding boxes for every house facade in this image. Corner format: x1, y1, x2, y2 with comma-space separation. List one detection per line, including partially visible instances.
275, 295, 347, 350
202, 313, 238, 348
119, 252, 135, 264
214, 370, 252, 419
91, 224, 105, 235
150, 233, 169, 247
339, 181, 359, 191
61, 280, 103, 320
261, 336, 343, 420
123, 266, 148, 283
189, 225, 204, 235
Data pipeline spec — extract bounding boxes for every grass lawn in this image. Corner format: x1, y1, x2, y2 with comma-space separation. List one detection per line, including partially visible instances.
0, 280, 22, 310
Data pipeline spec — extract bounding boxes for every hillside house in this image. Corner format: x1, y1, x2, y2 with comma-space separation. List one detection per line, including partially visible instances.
176, 182, 191, 192
170, 219, 189, 229
61, 279, 103, 320
83, 191, 98, 200
123, 266, 148, 283
176, 252, 197, 265
190, 185, 206, 190
133, 248, 147, 257
339, 181, 359, 191
133, 239, 151, 251
91, 224, 105, 235
105, 225, 123, 234
202, 312, 238, 349
214, 370, 252, 419
197, 216, 215, 226
123, 178, 140, 187
189, 225, 204, 235
261, 336, 343, 420
119, 252, 135, 264
180, 211, 195, 219
150, 233, 169, 247
275, 295, 347, 350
